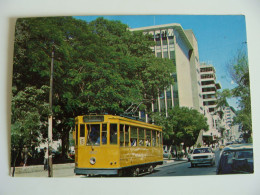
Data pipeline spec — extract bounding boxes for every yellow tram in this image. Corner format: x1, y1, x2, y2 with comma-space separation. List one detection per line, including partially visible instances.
74, 114, 163, 176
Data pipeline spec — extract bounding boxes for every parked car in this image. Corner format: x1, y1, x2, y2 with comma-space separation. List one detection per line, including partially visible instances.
216, 143, 253, 174
190, 147, 215, 167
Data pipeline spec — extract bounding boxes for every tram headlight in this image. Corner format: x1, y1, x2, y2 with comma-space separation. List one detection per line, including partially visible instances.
90, 157, 96, 165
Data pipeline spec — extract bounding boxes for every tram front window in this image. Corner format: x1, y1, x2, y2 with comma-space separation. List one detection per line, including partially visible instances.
87, 124, 100, 145
110, 124, 118, 145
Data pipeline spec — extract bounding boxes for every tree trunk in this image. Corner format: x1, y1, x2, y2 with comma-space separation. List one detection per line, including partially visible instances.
183, 144, 187, 157
11, 148, 20, 177
175, 146, 178, 159
62, 129, 70, 158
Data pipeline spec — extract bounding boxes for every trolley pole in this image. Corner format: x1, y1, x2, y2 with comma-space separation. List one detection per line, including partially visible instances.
48, 47, 54, 177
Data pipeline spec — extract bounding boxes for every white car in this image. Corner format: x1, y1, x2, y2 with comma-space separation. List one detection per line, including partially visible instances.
190, 147, 215, 167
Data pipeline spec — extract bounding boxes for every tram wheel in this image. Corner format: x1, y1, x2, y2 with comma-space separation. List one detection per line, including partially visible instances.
132, 168, 140, 177
148, 165, 154, 173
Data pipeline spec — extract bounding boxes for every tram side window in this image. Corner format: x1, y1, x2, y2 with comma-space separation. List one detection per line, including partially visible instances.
79, 124, 86, 145
102, 124, 107, 145
80, 124, 85, 137
160, 132, 163, 146
139, 128, 145, 146
157, 132, 160, 146
152, 130, 156, 147
156, 131, 159, 147
75, 125, 78, 145
146, 130, 151, 147
120, 124, 124, 147
125, 125, 130, 146
110, 124, 118, 145
130, 126, 137, 147
87, 124, 100, 145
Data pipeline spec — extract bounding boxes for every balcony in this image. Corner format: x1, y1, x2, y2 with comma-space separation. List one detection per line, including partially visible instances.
203, 97, 217, 102
200, 74, 215, 80
201, 83, 216, 88
203, 100, 217, 107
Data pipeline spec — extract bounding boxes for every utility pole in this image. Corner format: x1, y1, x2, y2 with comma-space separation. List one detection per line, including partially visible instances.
48, 47, 54, 177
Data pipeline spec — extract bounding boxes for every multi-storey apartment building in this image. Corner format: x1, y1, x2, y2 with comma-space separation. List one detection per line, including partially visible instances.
200, 63, 221, 113
199, 63, 223, 146
223, 106, 241, 143
130, 24, 203, 115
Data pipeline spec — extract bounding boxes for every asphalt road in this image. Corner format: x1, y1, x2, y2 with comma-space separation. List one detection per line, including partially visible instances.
144, 149, 221, 177
145, 161, 217, 177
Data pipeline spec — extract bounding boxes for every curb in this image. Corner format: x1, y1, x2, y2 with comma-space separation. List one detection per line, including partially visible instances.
12, 163, 75, 174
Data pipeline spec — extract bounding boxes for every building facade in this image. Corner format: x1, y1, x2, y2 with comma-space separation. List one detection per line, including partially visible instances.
131, 23, 234, 148
130, 24, 203, 115
223, 106, 241, 143
200, 63, 222, 145
200, 63, 221, 113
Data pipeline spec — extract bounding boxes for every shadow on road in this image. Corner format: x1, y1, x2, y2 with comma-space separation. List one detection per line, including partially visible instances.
189, 164, 216, 168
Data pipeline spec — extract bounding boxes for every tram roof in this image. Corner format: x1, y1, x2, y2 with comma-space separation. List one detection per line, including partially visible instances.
76, 114, 162, 130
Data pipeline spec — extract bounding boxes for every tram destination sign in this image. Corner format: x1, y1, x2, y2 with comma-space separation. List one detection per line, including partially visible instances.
83, 115, 104, 122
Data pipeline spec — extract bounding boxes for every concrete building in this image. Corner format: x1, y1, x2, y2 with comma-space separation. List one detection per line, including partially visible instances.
184, 30, 204, 114
223, 106, 241, 143
200, 63, 222, 145
130, 24, 203, 115
200, 63, 221, 113
130, 24, 230, 147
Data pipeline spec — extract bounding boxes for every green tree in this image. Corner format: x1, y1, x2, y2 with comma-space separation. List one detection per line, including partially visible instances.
13, 17, 93, 156
87, 18, 174, 113
153, 107, 209, 155
215, 89, 232, 120
228, 51, 252, 142
11, 86, 49, 166
12, 17, 175, 158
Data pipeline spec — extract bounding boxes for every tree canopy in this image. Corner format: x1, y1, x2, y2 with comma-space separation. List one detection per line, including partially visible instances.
12, 17, 175, 155
153, 107, 209, 148
228, 51, 252, 142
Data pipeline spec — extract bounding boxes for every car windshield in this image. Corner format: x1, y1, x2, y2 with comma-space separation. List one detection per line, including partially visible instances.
193, 148, 211, 154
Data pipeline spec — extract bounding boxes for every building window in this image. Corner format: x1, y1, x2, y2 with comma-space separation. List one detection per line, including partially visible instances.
156, 52, 162, 58
156, 38, 161, 46
170, 51, 175, 59
162, 37, 167, 45
168, 36, 174, 44
163, 51, 168, 58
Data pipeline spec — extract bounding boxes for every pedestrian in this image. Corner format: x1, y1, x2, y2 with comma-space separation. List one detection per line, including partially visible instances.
43, 147, 48, 171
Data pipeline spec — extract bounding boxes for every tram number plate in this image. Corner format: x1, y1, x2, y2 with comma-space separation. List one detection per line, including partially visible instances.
80, 137, 85, 145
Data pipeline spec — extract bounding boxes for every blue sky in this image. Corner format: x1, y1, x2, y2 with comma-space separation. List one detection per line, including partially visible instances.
75, 15, 248, 110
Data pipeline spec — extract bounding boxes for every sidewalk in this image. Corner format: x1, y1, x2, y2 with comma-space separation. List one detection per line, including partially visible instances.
11, 163, 75, 175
